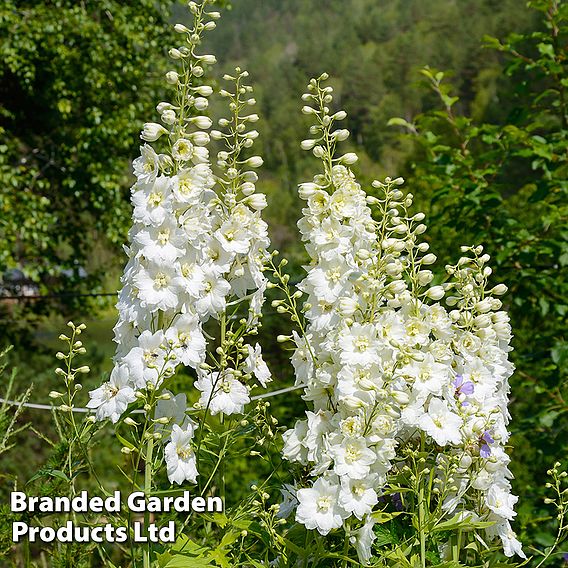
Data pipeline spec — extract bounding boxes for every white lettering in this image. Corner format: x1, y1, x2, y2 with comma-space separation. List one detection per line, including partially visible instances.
12, 522, 28, 542
10, 492, 27, 513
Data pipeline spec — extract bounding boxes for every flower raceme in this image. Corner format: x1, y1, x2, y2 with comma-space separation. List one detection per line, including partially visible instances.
278, 74, 523, 562
87, 1, 271, 486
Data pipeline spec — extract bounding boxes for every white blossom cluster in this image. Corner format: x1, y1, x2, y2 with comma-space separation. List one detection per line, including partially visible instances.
87, 1, 271, 485
281, 74, 523, 561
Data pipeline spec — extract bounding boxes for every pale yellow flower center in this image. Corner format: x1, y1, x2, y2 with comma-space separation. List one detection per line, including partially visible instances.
154, 272, 170, 289
316, 496, 332, 512
345, 443, 361, 463
148, 192, 163, 207
177, 447, 193, 460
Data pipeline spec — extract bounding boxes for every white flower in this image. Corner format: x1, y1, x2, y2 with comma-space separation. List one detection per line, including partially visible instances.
172, 138, 195, 162
354, 516, 377, 565
133, 219, 186, 263
165, 313, 206, 368
492, 521, 526, 558
165, 424, 198, 484
295, 477, 346, 535
133, 144, 160, 184
244, 343, 271, 386
132, 176, 173, 227
338, 323, 382, 368
304, 257, 353, 303
134, 261, 181, 312
418, 398, 462, 446
173, 259, 205, 298
403, 353, 448, 397
195, 371, 250, 415
215, 218, 251, 254
123, 330, 168, 388
485, 484, 518, 520
202, 238, 235, 274
331, 436, 376, 479
195, 269, 231, 319
155, 392, 189, 437
87, 365, 136, 423
282, 420, 309, 463
172, 165, 213, 203
338, 475, 378, 520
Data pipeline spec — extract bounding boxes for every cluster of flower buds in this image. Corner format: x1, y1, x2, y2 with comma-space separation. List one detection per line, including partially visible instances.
87, 0, 272, 486
279, 74, 523, 561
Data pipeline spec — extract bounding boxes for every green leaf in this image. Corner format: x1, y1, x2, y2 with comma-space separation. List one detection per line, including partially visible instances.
27, 468, 69, 485
431, 512, 494, 533
162, 558, 216, 568
387, 117, 416, 131
115, 430, 135, 451
208, 548, 231, 568
372, 510, 405, 524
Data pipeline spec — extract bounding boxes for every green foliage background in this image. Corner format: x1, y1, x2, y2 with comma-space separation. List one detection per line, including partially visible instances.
0, 0, 566, 565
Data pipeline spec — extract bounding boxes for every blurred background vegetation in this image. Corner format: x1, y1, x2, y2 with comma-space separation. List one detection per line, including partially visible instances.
0, 0, 566, 564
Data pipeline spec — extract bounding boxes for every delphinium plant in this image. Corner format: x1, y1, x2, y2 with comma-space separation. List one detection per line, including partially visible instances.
272, 73, 527, 567
86, 0, 273, 564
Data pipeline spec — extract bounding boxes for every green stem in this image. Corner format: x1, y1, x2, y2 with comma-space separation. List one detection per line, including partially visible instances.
418, 482, 427, 568
418, 435, 427, 568
143, 435, 154, 568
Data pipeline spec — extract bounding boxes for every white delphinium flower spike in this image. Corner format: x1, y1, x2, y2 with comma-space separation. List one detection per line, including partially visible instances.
280, 74, 522, 560
88, 3, 272, 489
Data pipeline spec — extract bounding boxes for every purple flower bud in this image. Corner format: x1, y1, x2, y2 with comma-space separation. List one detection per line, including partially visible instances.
479, 431, 494, 457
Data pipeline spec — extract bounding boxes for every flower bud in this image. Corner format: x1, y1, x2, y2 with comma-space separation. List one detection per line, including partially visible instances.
298, 183, 320, 198
245, 156, 264, 168
331, 129, 349, 141
338, 297, 358, 316
421, 253, 437, 265
193, 97, 209, 111
490, 284, 507, 296
156, 102, 175, 114
302, 105, 318, 115
417, 270, 433, 286
141, 123, 167, 142
339, 152, 358, 165
245, 193, 267, 210
475, 299, 492, 313
300, 139, 317, 150
391, 390, 410, 405
193, 85, 213, 96
426, 286, 444, 300
174, 23, 190, 33
312, 145, 325, 157
197, 54, 217, 65
190, 131, 210, 146
165, 71, 179, 84
161, 109, 176, 125
189, 116, 212, 129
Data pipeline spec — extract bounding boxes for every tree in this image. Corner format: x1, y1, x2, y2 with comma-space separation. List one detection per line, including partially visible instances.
0, 1, 179, 305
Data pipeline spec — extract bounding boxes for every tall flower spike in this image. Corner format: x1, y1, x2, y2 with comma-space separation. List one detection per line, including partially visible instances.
88, 2, 272, 486
280, 74, 522, 561
194, 67, 272, 416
